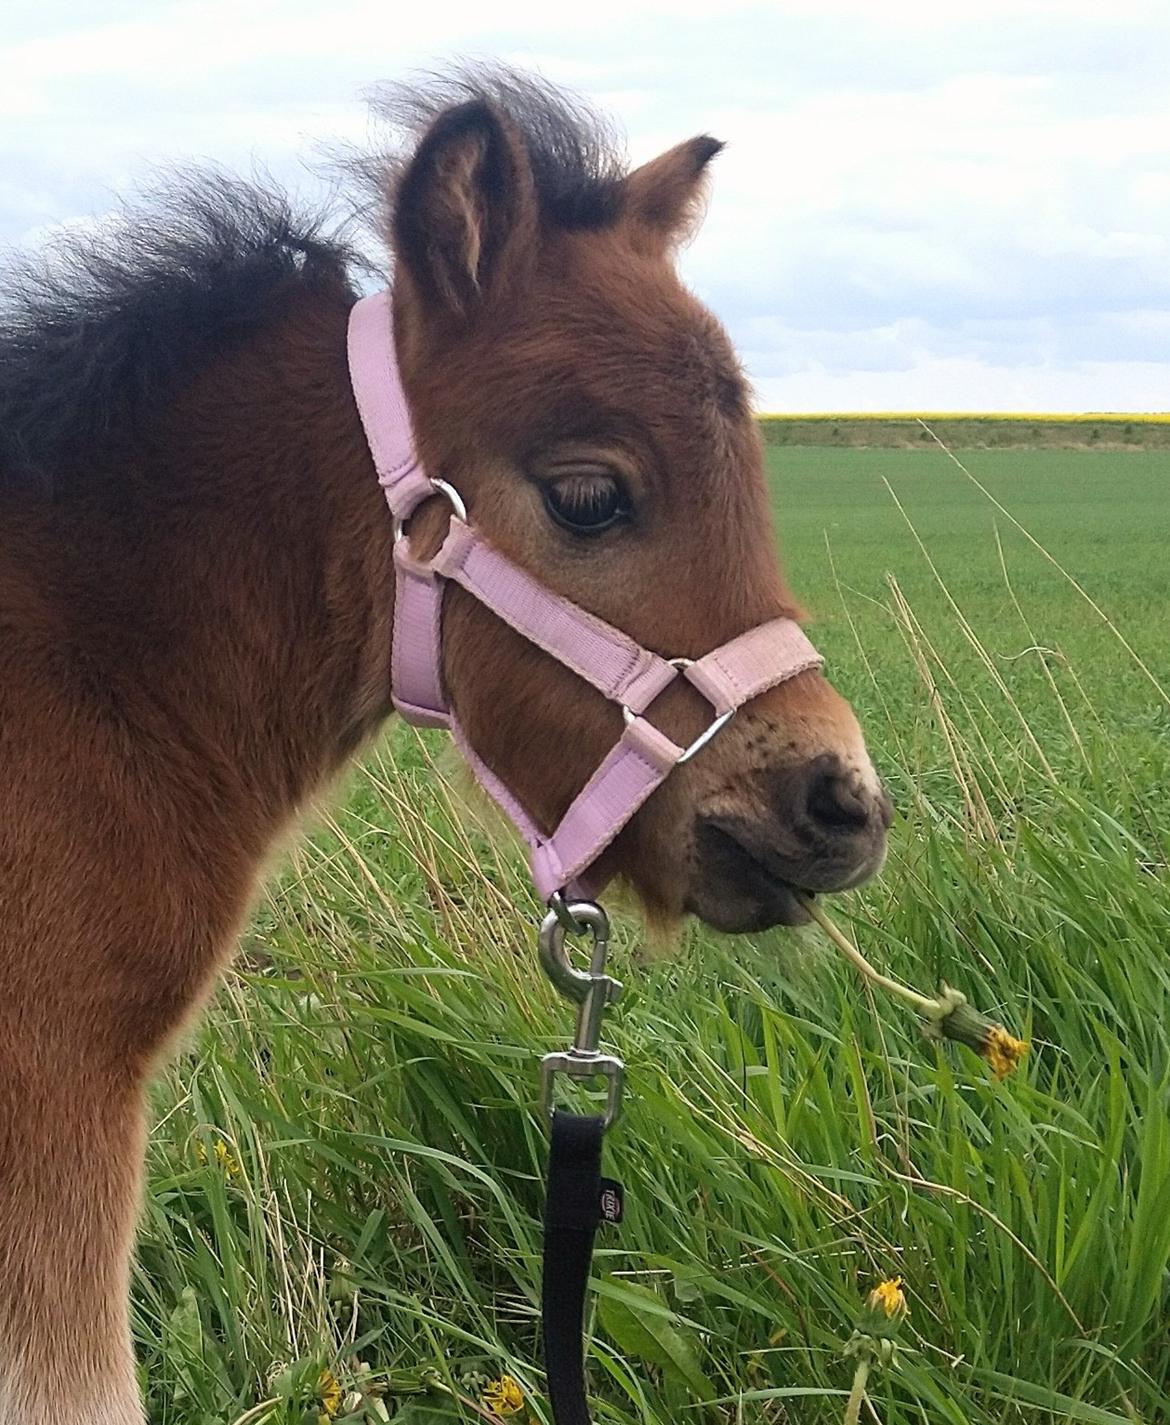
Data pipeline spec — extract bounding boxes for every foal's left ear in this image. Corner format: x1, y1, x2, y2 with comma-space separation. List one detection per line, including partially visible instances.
393, 99, 537, 321
623, 135, 725, 253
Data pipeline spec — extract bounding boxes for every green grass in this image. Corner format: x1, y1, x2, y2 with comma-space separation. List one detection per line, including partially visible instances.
138, 447, 1170, 1425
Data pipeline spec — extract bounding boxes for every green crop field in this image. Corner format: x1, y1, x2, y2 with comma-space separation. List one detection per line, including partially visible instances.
137, 447, 1170, 1425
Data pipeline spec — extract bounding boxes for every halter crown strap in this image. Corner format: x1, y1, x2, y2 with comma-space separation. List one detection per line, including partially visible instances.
347, 291, 434, 519
347, 291, 824, 900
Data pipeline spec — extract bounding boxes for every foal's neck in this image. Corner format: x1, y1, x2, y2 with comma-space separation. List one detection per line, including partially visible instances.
71, 280, 394, 857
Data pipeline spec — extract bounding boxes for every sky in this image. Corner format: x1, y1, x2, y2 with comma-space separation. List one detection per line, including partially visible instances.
3, 0, 1168, 412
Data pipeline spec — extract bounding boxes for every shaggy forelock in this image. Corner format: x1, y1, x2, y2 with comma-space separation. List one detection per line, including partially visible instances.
357, 63, 629, 234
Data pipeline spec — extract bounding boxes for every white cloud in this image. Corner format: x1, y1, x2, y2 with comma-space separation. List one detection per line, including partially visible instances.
2, 0, 1168, 409
750, 358, 1170, 414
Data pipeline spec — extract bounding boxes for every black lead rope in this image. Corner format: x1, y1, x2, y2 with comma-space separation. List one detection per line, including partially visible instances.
542, 1111, 624, 1425
543, 1111, 604, 1425
537, 900, 626, 1425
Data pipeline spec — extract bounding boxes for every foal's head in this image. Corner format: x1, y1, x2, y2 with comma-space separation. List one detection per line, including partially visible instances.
380, 74, 890, 931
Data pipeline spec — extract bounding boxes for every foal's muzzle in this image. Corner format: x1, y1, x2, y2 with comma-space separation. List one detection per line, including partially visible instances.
689, 753, 893, 932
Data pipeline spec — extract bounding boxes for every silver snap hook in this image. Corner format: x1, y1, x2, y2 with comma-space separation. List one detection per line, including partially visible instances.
538, 899, 625, 1128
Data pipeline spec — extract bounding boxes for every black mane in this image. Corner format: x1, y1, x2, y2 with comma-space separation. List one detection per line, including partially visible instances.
0, 67, 628, 497
0, 173, 352, 494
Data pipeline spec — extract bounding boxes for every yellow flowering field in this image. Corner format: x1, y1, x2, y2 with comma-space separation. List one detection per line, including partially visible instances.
757, 411, 1170, 448
761, 411, 1170, 421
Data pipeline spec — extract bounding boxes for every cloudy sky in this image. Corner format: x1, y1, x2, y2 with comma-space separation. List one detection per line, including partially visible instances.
3, 0, 1168, 411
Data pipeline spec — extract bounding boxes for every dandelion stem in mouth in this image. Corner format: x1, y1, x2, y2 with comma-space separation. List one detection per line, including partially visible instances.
798, 894, 1029, 1078
800, 896, 938, 1015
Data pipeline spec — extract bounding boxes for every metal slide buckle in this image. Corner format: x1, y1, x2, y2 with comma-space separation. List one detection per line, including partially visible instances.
538, 900, 625, 1129
621, 657, 736, 765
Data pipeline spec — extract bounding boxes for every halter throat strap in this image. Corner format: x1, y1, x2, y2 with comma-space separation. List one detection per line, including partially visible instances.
347, 290, 824, 901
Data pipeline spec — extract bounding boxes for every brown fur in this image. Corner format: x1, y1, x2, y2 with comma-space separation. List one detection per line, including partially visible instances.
0, 75, 886, 1422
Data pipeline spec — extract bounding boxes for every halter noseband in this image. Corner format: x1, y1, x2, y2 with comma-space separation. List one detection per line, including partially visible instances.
347, 290, 823, 905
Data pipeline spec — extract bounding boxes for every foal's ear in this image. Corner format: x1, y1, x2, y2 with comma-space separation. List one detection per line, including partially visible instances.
393, 100, 537, 320
624, 136, 725, 253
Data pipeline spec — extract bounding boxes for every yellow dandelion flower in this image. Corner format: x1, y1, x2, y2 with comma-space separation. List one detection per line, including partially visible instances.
853, 1276, 908, 1343
868, 1278, 907, 1319
195, 1137, 240, 1179
214, 1139, 241, 1178
318, 1368, 343, 1418
985, 1025, 1029, 1080
481, 1375, 525, 1416
928, 994, 1029, 1080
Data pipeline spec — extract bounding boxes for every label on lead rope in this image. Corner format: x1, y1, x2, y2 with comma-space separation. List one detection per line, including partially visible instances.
599, 1178, 624, 1224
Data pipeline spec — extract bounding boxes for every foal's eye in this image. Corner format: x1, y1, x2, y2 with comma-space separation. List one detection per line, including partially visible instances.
543, 472, 630, 535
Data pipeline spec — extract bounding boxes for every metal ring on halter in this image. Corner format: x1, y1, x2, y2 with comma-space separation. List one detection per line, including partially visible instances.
547, 889, 587, 936
621, 656, 737, 765
392, 477, 468, 544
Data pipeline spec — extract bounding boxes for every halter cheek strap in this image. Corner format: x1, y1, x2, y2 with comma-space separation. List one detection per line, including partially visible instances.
348, 290, 824, 902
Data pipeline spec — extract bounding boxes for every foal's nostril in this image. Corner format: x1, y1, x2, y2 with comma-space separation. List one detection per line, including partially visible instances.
777, 752, 889, 843
806, 764, 872, 832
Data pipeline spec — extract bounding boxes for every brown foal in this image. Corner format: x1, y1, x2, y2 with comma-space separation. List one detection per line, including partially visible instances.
0, 70, 889, 1423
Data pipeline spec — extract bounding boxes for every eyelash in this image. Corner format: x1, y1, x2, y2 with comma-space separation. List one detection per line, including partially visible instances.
543, 474, 631, 535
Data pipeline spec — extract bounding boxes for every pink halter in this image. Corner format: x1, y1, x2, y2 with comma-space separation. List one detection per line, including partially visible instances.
348, 290, 823, 903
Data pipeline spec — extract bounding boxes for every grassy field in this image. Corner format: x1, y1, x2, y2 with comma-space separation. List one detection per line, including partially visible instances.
137, 446, 1170, 1425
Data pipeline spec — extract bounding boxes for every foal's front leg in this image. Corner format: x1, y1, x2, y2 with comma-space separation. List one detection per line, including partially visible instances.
0, 1045, 148, 1425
